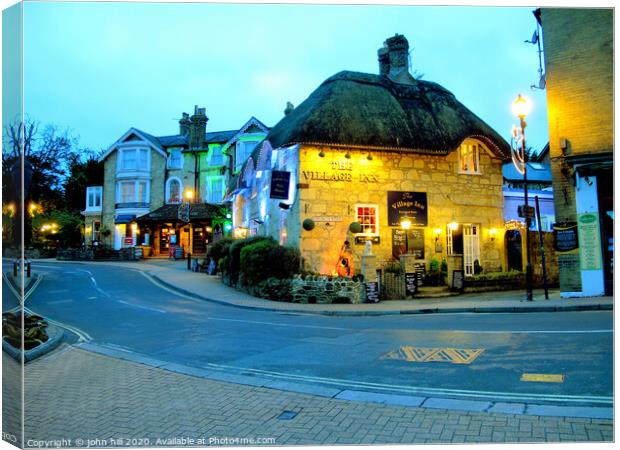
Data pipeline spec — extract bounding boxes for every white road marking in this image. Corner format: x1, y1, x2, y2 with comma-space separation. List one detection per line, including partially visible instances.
447, 329, 613, 335
201, 361, 612, 405
17, 305, 93, 342
117, 300, 167, 314
204, 316, 349, 331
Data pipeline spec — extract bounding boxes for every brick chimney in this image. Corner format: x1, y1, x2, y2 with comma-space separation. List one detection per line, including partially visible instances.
189, 105, 208, 150
378, 34, 416, 84
179, 112, 190, 135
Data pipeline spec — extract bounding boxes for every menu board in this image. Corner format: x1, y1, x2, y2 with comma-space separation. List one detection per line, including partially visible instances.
365, 282, 380, 303
414, 263, 426, 287
392, 229, 425, 259
577, 213, 602, 270
553, 221, 579, 252
452, 270, 464, 291
405, 273, 417, 296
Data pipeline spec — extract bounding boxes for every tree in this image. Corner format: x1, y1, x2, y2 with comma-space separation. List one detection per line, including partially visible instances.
63, 151, 104, 213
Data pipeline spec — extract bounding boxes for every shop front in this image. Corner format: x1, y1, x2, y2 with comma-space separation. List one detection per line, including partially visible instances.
134, 203, 229, 257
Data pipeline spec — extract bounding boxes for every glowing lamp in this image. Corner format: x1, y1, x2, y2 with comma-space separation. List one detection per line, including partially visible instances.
489, 228, 498, 241
400, 219, 412, 230
448, 221, 459, 231
184, 189, 194, 201
512, 94, 531, 119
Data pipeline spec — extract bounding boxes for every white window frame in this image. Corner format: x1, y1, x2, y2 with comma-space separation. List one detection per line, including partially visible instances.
207, 177, 224, 204
167, 149, 183, 169
354, 203, 379, 236
118, 147, 150, 172
458, 142, 481, 175
235, 140, 258, 172
165, 177, 184, 204
210, 145, 224, 166
115, 180, 150, 205
463, 224, 481, 276
85, 186, 103, 211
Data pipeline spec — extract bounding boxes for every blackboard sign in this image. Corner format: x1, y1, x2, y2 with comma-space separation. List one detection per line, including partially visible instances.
270, 170, 291, 199
414, 263, 426, 287
134, 247, 143, 259
387, 191, 428, 227
452, 270, 464, 291
553, 221, 579, 252
405, 273, 417, 296
174, 246, 184, 260
364, 282, 380, 303
392, 228, 424, 259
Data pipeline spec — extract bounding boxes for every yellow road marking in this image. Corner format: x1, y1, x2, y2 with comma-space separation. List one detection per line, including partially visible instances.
384, 346, 485, 365
521, 373, 565, 383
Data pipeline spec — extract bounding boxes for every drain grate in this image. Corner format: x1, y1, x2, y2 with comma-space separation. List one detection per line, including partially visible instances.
277, 410, 298, 420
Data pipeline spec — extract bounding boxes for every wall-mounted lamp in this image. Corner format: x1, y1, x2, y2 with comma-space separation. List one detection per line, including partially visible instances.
367, 152, 373, 161
318, 150, 325, 158
489, 228, 498, 241
433, 228, 442, 241
448, 221, 459, 231
344, 151, 351, 159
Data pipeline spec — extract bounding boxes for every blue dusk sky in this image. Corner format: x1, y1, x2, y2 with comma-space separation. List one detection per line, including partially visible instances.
7, 1, 550, 154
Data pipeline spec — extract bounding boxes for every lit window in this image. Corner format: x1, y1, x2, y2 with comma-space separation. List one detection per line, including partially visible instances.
166, 178, 182, 203
86, 186, 102, 210
355, 204, 378, 235
168, 149, 182, 169
116, 180, 150, 205
208, 178, 224, 204
459, 143, 480, 174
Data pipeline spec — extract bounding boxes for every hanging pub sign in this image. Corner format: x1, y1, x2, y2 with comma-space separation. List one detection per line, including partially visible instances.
270, 170, 291, 200
388, 191, 428, 226
553, 221, 578, 253
178, 203, 190, 222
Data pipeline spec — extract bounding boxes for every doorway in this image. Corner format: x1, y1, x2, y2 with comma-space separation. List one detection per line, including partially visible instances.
505, 229, 523, 272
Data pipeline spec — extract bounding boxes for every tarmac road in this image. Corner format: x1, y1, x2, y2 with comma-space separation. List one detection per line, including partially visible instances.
5, 261, 613, 407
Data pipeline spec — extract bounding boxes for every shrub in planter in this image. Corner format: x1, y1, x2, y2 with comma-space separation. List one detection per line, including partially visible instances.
240, 240, 301, 286
425, 258, 442, 286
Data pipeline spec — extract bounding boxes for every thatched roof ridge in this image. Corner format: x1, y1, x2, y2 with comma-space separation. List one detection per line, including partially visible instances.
265, 70, 510, 159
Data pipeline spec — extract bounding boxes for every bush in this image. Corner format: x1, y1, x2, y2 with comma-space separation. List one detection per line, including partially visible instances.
240, 240, 301, 286
208, 238, 233, 263
228, 236, 274, 285
383, 261, 402, 275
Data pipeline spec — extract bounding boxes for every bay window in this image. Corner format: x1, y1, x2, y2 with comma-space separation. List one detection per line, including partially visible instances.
119, 148, 149, 171
116, 180, 150, 207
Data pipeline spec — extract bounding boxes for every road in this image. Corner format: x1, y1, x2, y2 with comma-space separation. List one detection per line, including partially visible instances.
4, 261, 613, 407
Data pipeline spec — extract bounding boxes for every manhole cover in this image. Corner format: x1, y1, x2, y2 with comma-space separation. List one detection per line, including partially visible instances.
277, 410, 298, 420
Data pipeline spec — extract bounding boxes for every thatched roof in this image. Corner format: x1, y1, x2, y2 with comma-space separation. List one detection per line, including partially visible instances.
266, 70, 510, 158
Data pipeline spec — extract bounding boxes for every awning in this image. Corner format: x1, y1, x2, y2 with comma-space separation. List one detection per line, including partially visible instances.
115, 214, 136, 224
134, 203, 227, 223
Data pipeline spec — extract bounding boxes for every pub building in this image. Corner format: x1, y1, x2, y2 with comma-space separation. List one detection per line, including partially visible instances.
227, 35, 511, 279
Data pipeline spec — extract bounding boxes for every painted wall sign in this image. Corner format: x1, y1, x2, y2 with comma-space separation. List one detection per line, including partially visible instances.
553, 221, 578, 253
355, 235, 380, 245
124, 237, 134, 245
388, 191, 428, 227
302, 159, 379, 183
270, 170, 291, 199
577, 213, 602, 271
312, 216, 343, 222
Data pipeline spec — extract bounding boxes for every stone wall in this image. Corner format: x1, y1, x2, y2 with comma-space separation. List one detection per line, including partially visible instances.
297, 143, 506, 275
290, 275, 365, 304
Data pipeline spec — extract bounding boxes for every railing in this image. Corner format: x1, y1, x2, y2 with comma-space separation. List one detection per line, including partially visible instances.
115, 202, 149, 209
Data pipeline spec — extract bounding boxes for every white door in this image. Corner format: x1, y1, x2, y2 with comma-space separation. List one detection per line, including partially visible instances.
114, 224, 126, 250
463, 224, 481, 276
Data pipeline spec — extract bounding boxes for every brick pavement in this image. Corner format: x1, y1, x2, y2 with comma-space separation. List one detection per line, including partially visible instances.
2, 345, 613, 447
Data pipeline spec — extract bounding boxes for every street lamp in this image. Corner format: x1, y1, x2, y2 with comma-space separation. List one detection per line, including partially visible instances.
184, 189, 194, 202
400, 218, 412, 254
511, 93, 534, 301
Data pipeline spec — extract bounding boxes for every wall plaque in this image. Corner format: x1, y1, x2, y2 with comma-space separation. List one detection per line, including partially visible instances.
577, 213, 602, 271
388, 191, 428, 227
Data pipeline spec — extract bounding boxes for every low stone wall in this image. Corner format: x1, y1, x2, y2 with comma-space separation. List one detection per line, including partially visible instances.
290, 275, 365, 304
56, 247, 138, 261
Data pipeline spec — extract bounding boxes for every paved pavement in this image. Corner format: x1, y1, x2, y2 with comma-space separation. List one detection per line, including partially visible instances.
29, 258, 614, 316
3, 345, 613, 446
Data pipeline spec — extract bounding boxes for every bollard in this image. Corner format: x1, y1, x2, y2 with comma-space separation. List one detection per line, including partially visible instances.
26, 262, 31, 278
187, 252, 191, 271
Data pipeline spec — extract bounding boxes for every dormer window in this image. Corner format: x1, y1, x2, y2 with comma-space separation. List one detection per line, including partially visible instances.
458, 142, 480, 174
235, 141, 258, 172
168, 149, 183, 169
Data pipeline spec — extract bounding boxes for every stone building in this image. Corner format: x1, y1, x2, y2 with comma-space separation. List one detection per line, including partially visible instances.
537, 8, 613, 296
82, 107, 269, 256
227, 35, 512, 278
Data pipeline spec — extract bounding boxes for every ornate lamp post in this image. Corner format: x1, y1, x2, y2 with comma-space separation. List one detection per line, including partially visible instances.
511, 94, 533, 301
